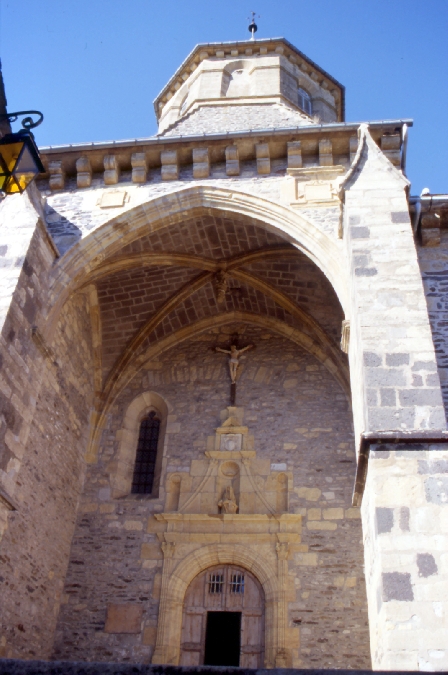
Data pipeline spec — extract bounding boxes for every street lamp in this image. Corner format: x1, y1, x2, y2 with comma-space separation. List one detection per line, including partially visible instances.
0, 110, 44, 195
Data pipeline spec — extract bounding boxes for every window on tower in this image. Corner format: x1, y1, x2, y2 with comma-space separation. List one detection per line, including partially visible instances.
297, 88, 312, 116
131, 411, 161, 494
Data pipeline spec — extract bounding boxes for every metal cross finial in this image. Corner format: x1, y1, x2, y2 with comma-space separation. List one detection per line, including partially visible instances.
248, 11, 259, 40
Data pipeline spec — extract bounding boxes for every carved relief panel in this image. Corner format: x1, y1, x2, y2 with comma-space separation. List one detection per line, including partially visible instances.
164, 406, 293, 515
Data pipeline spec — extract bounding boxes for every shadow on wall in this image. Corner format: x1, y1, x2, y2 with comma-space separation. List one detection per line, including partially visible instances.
44, 203, 82, 256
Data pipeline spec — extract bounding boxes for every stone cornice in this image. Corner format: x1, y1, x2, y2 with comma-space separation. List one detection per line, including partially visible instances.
37, 119, 412, 181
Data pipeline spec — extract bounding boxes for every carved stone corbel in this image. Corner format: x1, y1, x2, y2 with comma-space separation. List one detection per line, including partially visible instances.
256, 143, 270, 175
193, 147, 210, 179
319, 139, 333, 166
226, 145, 239, 176
104, 155, 120, 185
48, 160, 65, 191
287, 141, 302, 169
76, 156, 92, 188
131, 153, 148, 183
161, 150, 178, 180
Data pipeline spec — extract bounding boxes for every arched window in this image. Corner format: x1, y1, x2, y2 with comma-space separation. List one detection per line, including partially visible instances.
297, 87, 312, 116
131, 411, 160, 494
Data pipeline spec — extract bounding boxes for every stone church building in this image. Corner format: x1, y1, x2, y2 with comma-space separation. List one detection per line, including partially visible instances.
1, 35, 448, 671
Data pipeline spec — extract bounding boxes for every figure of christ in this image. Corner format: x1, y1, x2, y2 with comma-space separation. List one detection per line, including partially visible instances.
215, 343, 254, 384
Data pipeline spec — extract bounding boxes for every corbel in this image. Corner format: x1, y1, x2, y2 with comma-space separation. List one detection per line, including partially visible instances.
76, 156, 92, 189
104, 155, 120, 185
48, 160, 65, 191
193, 147, 210, 179
131, 153, 148, 183
161, 150, 179, 180
287, 141, 302, 169
381, 135, 401, 166
256, 143, 270, 175
319, 139, 333, 167
421, 213, 441, 247
226, 145, 239, 176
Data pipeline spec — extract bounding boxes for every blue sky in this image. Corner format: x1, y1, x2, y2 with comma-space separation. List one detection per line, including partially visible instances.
1, 0, 447, 195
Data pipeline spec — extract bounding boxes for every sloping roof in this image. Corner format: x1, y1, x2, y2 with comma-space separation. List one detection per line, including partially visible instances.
158, 102, 313, 138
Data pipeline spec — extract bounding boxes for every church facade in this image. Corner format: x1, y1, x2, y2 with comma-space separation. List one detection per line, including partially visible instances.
1, 37, 448, 671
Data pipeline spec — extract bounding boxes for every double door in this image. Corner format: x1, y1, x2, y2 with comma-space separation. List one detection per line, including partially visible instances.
179, 564, 264, 668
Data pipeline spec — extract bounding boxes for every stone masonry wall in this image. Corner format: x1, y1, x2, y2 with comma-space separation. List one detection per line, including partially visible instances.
0, 280, 95, 659
362, 446, 448, 671
53, 325, 370, 669
417, 231, 448, 417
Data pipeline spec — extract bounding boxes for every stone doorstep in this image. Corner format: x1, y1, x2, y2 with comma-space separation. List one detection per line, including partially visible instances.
0, 663, 407, 675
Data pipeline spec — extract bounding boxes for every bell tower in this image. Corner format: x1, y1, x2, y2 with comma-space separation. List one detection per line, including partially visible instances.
154, 38, 344, 134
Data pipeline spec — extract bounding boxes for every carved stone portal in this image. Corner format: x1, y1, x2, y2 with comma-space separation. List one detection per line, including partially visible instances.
152, 407, 302, 668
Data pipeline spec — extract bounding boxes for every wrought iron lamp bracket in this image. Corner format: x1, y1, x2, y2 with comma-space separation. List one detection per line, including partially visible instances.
0, 110, 44, 131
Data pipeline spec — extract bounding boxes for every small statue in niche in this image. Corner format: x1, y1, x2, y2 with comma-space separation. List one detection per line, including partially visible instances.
215, 343, 254, 384
218, 485, 239, 514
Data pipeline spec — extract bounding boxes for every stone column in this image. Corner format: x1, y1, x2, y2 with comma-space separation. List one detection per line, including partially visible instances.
343, 127, 448, 670
152, 541, 178, 665
275, 541, 290, 667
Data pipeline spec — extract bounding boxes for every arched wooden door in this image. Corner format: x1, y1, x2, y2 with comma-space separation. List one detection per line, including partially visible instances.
180, 564, 265, 668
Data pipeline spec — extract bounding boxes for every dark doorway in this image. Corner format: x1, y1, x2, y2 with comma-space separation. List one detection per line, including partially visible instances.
204, 611, 241, 666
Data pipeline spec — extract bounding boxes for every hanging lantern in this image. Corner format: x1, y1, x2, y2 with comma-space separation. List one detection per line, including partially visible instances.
0, 110, 45, 196
0, 129, 45, 194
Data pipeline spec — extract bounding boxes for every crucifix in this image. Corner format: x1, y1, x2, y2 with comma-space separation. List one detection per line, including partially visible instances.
214, 339, 254, 405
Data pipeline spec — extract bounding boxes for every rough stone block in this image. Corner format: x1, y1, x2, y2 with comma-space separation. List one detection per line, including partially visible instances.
376, 507, 394, 534
399, 506, 410, 530
351, 226, 370, 239
364, 352, 382, 367
323, 507, 343, 520
386, 353, 409, 366
382, 572, 414, 602
425, 476, 448, 504
418, 459, 448, 474
399, 388, 441, 407
417, 552, 438, 578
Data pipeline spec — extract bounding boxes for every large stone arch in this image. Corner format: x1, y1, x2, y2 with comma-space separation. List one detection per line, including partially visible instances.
42, 186, 349, 342
152, 543, 280, 667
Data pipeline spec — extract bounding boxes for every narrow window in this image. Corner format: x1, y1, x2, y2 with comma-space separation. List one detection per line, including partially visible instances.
297, 87, 312, 116
230, 573, 245, 594
131, 411, 160, 494
208, 573, 224, 594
